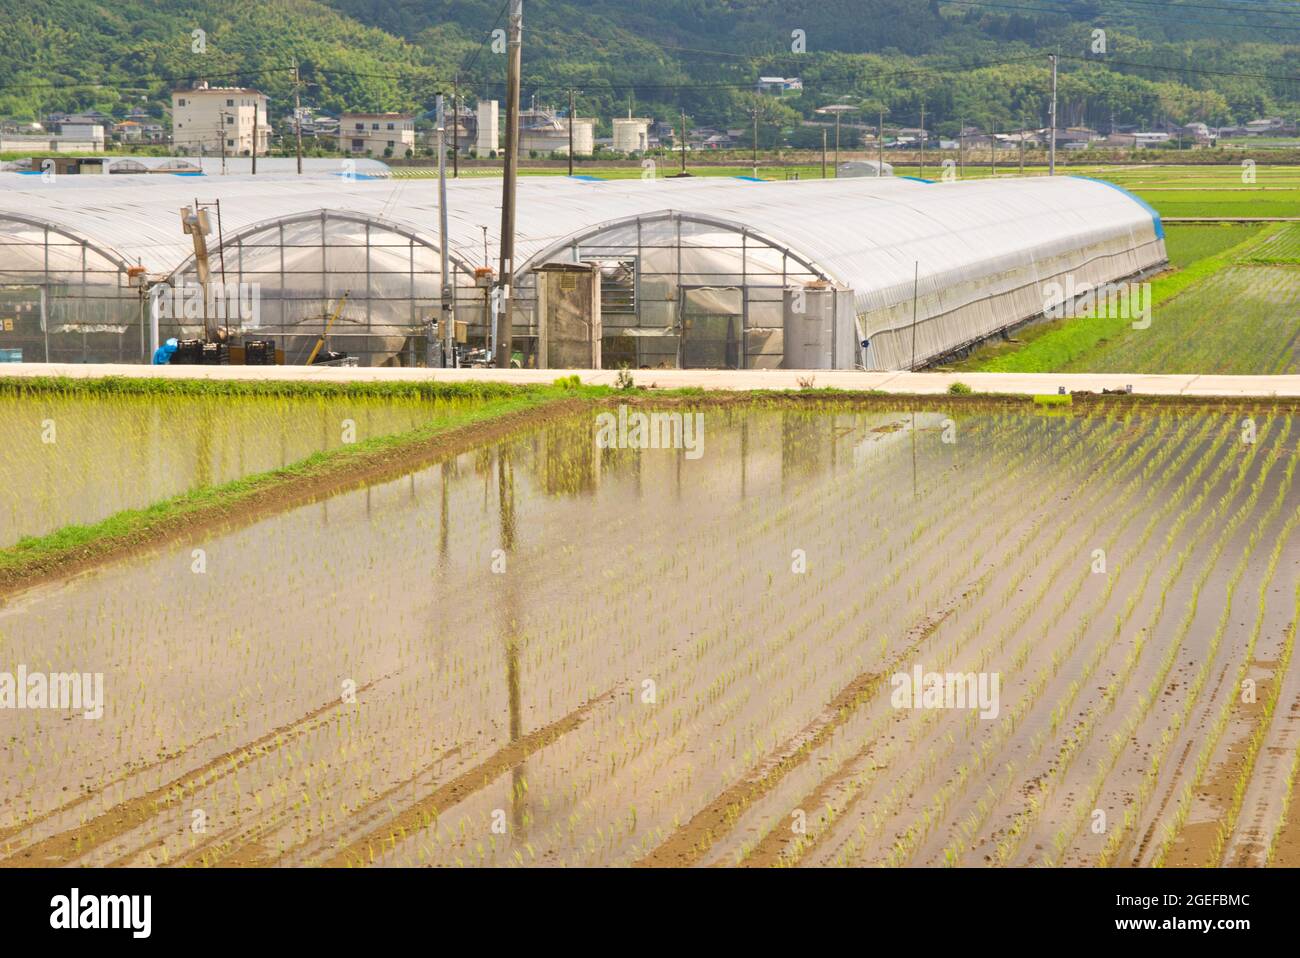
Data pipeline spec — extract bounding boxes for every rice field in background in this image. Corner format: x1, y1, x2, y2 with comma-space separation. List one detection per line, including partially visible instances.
4, 402, 1300, 868
0, 390, 468, 548
961, 222, 1300, 374
1058, 224, 1300, 375
391, 163, 1300, 220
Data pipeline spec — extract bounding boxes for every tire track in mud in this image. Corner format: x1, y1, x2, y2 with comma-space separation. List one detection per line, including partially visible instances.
634, 603, 958, 868
317, 684, 623, 868
0, 676, 395, 867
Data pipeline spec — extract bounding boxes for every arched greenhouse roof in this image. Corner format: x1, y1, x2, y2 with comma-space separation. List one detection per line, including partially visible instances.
0, 172, 1163, 369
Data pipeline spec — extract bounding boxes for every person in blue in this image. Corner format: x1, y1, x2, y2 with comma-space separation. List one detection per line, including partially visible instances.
152, 337, 178, 365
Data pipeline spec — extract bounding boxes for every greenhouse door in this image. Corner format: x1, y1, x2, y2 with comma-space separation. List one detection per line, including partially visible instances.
680, 286, 742, 370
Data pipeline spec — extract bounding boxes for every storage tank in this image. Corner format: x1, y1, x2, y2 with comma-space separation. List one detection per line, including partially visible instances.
612, 118, 652, 154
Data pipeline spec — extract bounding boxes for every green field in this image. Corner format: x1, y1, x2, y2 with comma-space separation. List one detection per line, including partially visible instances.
393, 162, 1300, 221
956, 223, 1300, 374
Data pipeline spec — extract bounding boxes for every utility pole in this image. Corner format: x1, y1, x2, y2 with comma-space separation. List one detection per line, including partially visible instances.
437, 94, 452, 369
251, 101, 259, 175
680, 108, 688, 174
218, 111, 227, 175
453, 75, 460, 178
821, 127, 827, 179
751, 108, 759, 179
1020, 118, 1026, 175
879, 109, 885, 177
494, 0, 522, 369
960, 115, 969, 179
991, 120, 997, 178
919, 103, 926, 180
293, 58, 304, 175
1049, 53, 1058, 176
568, 87, 576, 177
835, 110, 841, 175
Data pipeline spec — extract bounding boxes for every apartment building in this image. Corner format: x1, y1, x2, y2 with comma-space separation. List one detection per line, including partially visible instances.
340, 113, 416, 156
171, 84, 269, 156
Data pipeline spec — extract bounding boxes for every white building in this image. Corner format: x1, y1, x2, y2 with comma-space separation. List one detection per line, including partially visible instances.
612, 117, 652, 154
171, 85, 269, 156
340, 113, 416, 157
477, 100, 499, 155
756, 77, 803, 95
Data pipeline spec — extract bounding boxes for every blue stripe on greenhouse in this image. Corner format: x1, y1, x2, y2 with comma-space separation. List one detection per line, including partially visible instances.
733, 176, 765, 182
1071, 175, 1165, 240
898, 176, 935, 184
568, 175, 605, 182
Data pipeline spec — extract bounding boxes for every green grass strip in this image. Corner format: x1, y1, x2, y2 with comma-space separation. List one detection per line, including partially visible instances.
0, 387, 573, 585
0, 375, 535, 402
970, 223, 1288, 373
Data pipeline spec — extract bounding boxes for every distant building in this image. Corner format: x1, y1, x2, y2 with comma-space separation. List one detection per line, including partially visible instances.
838, 159, 893, 177
172, 84, 269, 156
756, 77, 803, 95
0, 126, 104, 153
340, 113, 416, 157
517, 109, 595, 156
476, 100, 499, 155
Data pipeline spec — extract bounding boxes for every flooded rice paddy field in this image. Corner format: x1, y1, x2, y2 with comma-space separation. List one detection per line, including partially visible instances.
3, 402, 1300, 867
0, 392, 461, 547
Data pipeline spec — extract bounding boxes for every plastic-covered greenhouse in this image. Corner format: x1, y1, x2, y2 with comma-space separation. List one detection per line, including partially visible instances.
0, 171, 1164, 369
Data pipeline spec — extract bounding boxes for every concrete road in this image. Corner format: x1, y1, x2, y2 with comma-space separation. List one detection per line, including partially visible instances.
7, 363, 1300, 398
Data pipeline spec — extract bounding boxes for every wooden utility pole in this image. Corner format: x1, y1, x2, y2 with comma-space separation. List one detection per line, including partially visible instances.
821, 127, 827, 179
878, 109, 884, 177
251, 103, 259, 174
494, 0, 522, 369
1020, 119, 1026, 174
1049, 53, 1058, 176
293, 58, 303, 175
991, 120, 997, 178
958, 115, 964, 178
453, 75, 460, 178
680, 108, 687, 174
568, 88, 575, 176
919, 103, 926, 179
751, 108, 759, 178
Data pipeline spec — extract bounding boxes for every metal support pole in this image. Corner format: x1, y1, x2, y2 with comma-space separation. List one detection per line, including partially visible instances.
494, 0, 522, 369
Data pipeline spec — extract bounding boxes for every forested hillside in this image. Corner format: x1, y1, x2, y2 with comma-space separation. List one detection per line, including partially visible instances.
0, 0, 1294, 140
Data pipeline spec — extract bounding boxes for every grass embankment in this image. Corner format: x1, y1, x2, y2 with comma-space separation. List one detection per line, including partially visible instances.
0, 377, 582, 592
954, 223, 1284, 373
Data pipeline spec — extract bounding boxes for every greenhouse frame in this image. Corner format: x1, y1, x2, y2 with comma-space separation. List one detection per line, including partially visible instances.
0, 172, 1165, 369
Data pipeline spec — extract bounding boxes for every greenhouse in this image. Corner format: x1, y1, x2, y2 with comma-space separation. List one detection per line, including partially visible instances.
0, 172, 1165, 369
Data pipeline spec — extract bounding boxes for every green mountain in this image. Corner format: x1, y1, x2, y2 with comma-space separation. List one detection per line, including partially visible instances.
1, 0, 1295, 139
